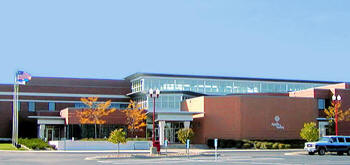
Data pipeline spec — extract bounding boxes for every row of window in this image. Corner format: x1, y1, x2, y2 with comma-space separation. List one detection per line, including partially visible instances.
74, 103, 129, 110
22, 102, 129, 112
20, 102, 56, 112
131, 79, 143, 93
133, 78, 328, 95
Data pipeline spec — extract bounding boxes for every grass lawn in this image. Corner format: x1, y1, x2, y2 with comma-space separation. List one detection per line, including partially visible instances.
0, 143, 26, 150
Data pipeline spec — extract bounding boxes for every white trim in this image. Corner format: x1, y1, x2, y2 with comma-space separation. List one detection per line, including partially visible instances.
28, 116, 65, 119
0, 92, 129, 98
0, 99, 129, 104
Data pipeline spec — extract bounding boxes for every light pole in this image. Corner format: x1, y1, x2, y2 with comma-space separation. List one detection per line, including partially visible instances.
148, 88, 160, 146
332, 95, 341, 136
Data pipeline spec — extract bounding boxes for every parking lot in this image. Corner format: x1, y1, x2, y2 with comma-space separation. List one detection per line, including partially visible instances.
1, 150, 350, 165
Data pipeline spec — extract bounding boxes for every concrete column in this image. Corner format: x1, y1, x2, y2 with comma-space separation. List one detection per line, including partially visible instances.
39, 124, 46, 140
159, 121, 165, 145
184, 121, 190, 129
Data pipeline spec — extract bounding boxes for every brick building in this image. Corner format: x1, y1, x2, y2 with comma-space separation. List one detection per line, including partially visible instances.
182, 83, 350, 144
0, 73, 349, 144
0, 77, 130, 141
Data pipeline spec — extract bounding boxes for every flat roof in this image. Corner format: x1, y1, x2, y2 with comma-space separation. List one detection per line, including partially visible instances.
125, 72, 343, 84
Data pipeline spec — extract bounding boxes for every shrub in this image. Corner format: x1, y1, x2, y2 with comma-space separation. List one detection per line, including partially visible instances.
177, 128, 194, 144
80, 138, 106, 141
278, 143, 285, 149
18, 138, 51, 150
285, 144, 291, 149
255, 142, 262, 149
219, 139, 226, 148
242, 143, 252, 149
265, 142, 273, 149
226, 140, 235, 148
272, 143, 279, 149
126, 138, 147, 141
235, 141, 243, 148
207, 139, 214, 148
206, 139, 303, 149
300, 122, 319, 142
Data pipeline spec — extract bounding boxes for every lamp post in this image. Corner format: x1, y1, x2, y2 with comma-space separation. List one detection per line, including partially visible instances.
148, 88, 160, 146
332, 95, 341, 136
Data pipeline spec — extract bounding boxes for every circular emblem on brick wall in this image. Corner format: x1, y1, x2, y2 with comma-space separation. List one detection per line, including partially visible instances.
274, 116, 280, 122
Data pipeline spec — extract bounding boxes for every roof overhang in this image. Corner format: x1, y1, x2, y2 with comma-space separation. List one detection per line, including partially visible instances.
146, 111, 203, 122
28, 116, 65, 125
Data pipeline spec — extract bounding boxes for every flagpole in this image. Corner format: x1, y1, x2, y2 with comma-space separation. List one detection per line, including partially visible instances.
16, 83, 19, 147
12, 71, 31, 147
12, 72, 18, 147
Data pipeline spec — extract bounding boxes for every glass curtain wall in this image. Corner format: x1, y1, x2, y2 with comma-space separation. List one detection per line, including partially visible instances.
130, 77, 330, 112
139, 77, 327, 95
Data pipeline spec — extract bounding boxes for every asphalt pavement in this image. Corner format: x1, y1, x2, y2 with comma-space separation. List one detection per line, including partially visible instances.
1, 149, 350, 165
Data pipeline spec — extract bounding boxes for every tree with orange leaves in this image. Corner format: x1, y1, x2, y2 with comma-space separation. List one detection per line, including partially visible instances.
324, 101, 350, 135
123, 100, 147, 138
77, 97, 116, 138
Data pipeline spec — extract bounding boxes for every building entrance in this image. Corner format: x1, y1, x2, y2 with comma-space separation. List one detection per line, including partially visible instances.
164, 122, 184, 143
45, 126, 61, 141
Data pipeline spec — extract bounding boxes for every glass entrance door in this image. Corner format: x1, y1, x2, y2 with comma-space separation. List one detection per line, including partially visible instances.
46, 128, 54, 141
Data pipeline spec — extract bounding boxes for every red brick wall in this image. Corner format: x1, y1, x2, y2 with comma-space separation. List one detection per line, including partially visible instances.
61, 108, 127, 125
188, 96, 318, 144
0, 101, 12, 138
0, 77, 131, 138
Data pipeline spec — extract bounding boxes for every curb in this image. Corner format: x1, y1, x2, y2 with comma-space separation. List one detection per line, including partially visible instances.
86, 153, 220, 160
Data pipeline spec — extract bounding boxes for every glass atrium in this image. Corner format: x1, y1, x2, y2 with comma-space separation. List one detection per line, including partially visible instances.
128, 74, 334, 112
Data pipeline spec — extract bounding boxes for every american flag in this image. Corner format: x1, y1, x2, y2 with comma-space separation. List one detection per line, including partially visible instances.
17, 71, 31, 82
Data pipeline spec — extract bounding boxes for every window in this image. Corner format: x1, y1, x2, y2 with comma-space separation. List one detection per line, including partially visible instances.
338, 137, 345, 143
17, 102, 21, 112
49, 102, 55, 111
318, 99, 325, 110
346, 138, 350, 143
28, 102, 35, 112
120, 104, 128, 110
331, 137, 337, 143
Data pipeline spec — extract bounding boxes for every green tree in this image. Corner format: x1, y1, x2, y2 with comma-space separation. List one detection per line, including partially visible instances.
108, 128, 127, 154
300, 122, 319, 142
177, 128, 194, 144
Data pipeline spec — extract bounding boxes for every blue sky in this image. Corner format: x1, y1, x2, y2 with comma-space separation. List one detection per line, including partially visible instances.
0, 0, 349, 84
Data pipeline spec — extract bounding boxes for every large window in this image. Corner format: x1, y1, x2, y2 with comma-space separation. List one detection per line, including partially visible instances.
49, 102, 55, 111
318, 99, 325, 110
137, 77, 330, 97
28, 102, 35, 112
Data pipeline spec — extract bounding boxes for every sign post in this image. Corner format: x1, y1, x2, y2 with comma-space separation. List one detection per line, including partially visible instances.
214, 138, 218, 160
164, 139, 168, 156
186, 139, 190, 158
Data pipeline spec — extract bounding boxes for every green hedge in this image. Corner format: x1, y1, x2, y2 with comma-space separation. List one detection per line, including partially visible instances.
207, 139, 304, 149
126, 138, 147, 141
80, 138, 107, 141
80, 138, 147, 141
18, 138, 52, 150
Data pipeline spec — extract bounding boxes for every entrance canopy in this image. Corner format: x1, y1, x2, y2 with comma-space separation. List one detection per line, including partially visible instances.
147, 111, 202, 122
28, 116, 65, 125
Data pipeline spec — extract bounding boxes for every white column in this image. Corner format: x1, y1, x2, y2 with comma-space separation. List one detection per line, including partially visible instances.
39, 124, 46, 140
184, 121, 190, 129
159, 121, 165, 145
